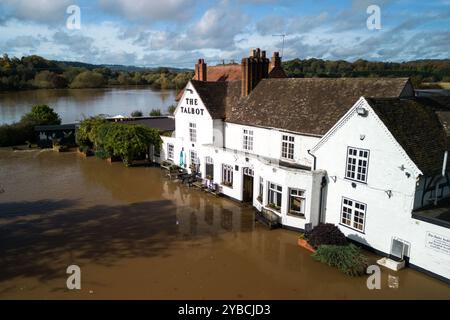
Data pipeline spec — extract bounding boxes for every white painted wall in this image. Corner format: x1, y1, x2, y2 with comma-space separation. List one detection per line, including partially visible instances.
313, 98, 450, 280
224, 122, 320, 168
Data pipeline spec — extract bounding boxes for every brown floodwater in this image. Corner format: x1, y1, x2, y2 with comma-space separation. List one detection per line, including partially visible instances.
0, 149, 449, 299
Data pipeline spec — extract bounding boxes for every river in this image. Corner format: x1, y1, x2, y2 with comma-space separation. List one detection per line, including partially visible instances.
0, 87, 177, 125
0, 149, 449, 299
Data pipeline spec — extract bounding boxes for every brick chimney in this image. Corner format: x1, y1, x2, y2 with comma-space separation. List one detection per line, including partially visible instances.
241, 48, 269, 97
270, 52, 281, 72
194, 59, 207, 81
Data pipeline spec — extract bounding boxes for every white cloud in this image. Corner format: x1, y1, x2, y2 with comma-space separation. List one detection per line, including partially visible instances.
0, 0, 71, 24
99, 0, 195, 22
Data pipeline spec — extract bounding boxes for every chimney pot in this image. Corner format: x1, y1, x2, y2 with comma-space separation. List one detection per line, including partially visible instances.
194, 58, 207, 81
241, 48, 270, 97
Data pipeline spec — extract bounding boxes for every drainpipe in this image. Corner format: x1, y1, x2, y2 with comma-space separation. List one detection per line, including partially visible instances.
435, 151, 449, 205
307, 149, 316, 171
318, 176, 327, 224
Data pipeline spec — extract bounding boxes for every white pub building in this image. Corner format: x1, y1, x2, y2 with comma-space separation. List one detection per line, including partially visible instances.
161, 49, 450, 283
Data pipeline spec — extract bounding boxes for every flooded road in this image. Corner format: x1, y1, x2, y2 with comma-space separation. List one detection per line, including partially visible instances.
0, 149, 449, 299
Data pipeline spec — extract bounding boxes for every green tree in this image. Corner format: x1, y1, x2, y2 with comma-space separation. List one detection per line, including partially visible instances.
149, 109, 162, 116
69, 71, 106, 88
100, 123, 162, 166
131, 110, 143, 117
21, 105, 61, 126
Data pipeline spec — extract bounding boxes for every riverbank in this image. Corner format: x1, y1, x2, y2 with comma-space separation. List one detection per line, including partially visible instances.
0, 149, 449, 299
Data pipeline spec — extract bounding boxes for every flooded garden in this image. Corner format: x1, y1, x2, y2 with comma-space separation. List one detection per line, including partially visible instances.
0, 149, 449, 299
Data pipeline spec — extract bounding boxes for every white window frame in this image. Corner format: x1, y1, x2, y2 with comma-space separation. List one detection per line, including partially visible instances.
243, 129, 254, 151
268, 182, 282, 211
190, 150, 198, 165
281, 134, 295, 160
189, 122, 197, 143
222, 164, 233, 187
345, 147, 369, 183
167, 143, 174, 160
288, 188, 306, 217
340, 197, 366, 232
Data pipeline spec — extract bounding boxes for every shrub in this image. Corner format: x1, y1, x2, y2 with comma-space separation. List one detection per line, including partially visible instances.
93, 122, 162, 166
167, 105, 176, 115
94, 149, 110, 159
306, 223, 348, 248
312, 244, 368, 277
149, 109, 162, 116
0, 105, 60, 147
76, 116, 108, 148
0, 122, 34, 147
131, 110, 143, 117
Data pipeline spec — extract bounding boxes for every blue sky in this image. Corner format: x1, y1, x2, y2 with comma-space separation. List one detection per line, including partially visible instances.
0, 0, 449, 68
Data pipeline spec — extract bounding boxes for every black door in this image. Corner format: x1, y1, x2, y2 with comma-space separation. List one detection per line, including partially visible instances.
243, 172, 254, 203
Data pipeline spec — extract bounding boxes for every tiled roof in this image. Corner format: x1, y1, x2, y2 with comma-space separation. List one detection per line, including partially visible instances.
366, 97, 449, 176
207, 64, 241, 81
112, 117, 175, 132
176, 64, 241, 101
227, 77, 412, 136
190, 80, 241, 119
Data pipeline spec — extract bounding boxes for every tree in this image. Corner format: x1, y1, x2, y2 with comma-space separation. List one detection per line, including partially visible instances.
101, 123, 162, 166
69, 71, 106, 88
149, 109, 162, 116
21, 105, 61, 126
131, 110, 143, 117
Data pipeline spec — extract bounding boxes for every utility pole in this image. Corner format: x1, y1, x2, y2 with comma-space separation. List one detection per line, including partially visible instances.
272, 34, 286, 58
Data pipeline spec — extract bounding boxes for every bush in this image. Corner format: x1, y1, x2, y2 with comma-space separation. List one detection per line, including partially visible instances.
167, 105, 176, 115
86, 122, 162, 166
0, 122, 34, 147
312, 244, 368, 277
149, 109, 162, 116
94, 149, 110, 159
0, 105, 60, 147
76, 116, 108, 148
306, 223, 348, 248
131, 110, 143, 117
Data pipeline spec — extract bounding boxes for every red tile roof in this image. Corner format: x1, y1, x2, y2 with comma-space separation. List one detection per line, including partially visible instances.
176, 64, 242, 101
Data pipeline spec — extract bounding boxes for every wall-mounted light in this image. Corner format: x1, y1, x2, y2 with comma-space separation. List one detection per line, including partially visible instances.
330, 176, 337, 183
385, 190, 393, 198
360, 134, 366, 141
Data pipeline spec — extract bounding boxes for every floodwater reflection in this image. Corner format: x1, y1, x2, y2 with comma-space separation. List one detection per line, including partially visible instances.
0, 149, 449, 299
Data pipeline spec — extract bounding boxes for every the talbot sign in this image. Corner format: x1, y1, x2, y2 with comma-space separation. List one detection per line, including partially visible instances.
181, 98, 205, 116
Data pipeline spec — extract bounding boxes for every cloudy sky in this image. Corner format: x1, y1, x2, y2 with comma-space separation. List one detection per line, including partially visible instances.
0, 0, 449, 68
